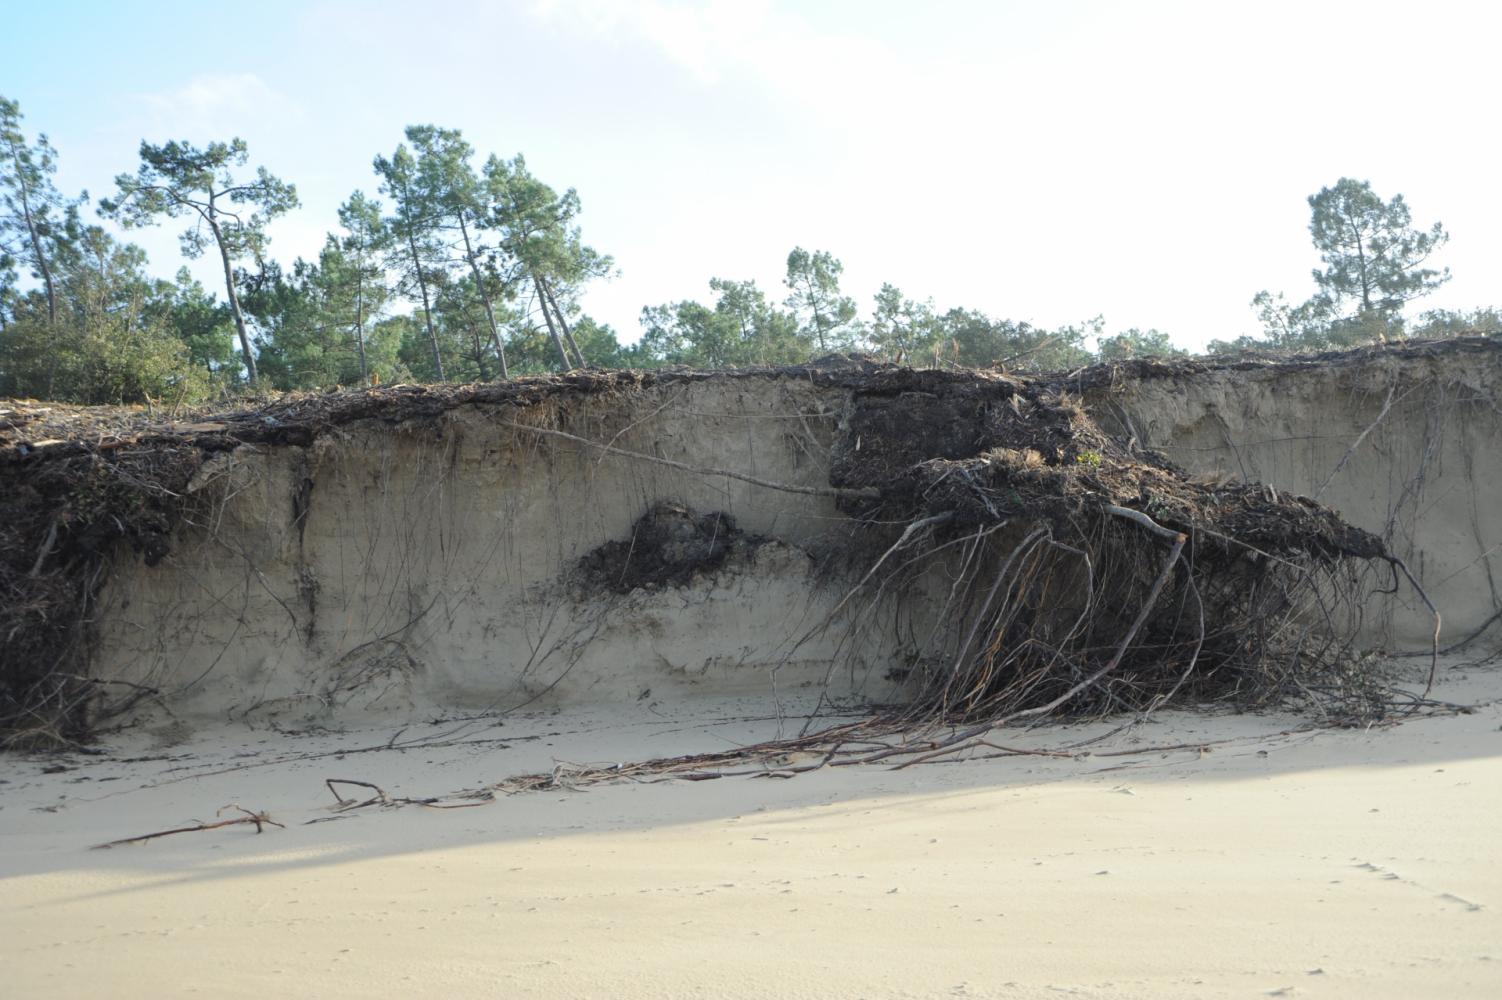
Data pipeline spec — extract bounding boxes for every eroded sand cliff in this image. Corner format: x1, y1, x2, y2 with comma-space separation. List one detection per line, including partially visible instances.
91, 374, 907, 724
1094, 339, 1502, 648
6, 339, 1498, 735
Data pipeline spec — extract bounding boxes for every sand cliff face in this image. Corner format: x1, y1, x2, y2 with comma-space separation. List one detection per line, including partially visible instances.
1094, 342, 1502, 649
91, 377, 923, 725
87, 342, 1502, 725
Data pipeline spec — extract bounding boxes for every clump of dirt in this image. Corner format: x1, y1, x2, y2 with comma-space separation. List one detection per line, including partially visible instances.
827, 368, 1081, 492
828, 367, 1385, 561
578, 502, 762, 594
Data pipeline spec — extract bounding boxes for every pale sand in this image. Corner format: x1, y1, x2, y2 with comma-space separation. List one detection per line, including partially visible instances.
4, 669, 1500, 999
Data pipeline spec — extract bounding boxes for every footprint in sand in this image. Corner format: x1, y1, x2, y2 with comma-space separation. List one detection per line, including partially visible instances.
1353, 861, 1484, 911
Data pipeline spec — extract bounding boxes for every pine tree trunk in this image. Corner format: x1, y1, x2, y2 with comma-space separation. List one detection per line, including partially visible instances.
407, 230, 445, 381
457, 213, 508, 379
9, 139, 60, 395
207, 213, 258, 384
354, 261, 369, 385
6, 140, 56, 325
541, 277, 586, 368
532, 272, 573, 370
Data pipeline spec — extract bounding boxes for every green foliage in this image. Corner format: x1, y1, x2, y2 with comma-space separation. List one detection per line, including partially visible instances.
505, 314, 631, 373
1309, 178, 1449, 316
237, 260, 309, 377
868, 283, 943, 360
403, 126, 514, 374
374, 139, 451, 379
1204, 333, 1264, 355
386, 272, 522, 383
485, 152, 613, 369
638, 260, 1176, 372
1, 94, 81, 325
432, 274, 504, 381
336, 191, 391, 383
372, 131, 614, 378
8, 96, 1490, 394
147, 268, 237, 371
101, 139, 298, 262
638, 276, 809, 367
244, 245, 406, 390
784, 247, 858, 352
485, 154, 612, 291
1238, 180, 1451, 354
940, 309, 1095, 371
638, 300, 737, 367
393, 311, 449, 382
0, 100, 219, 404
1246, 290, 1335, 349
0, 226, 211, 404
0, 252, 17, 329
565, 316, 631, 367
1096, 327, 1184, 361
99, 137, 299, 382
305, 240, 377, 382
1410, 307, 1502, 339
1326, 309, 1405, 347
707, 277, 808, 363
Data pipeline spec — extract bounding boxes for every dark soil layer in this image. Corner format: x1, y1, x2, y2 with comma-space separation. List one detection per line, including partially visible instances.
577, 503, 760, 594
825, 365, 1386, 560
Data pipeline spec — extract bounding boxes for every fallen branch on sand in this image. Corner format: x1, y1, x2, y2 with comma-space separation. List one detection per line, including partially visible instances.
322, 778, 491, 812
92, 805, 284, 849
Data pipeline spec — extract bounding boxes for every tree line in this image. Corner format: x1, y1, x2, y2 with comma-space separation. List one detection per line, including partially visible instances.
1215, 178, 1500, 353
2, 94, 1496, 405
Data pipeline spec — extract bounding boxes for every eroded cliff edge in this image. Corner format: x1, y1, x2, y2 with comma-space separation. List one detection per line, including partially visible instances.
3, 338, 1497, 740
1089, 338, 1502, 650
92, 370, 896, 724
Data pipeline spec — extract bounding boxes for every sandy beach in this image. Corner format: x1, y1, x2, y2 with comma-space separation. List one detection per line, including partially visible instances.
4, 663, 1499, 1000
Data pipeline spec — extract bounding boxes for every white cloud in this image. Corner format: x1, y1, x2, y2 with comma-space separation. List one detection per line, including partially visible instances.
532, 0, 910, 118
138, 72, 303, 136
548, 0, 775, 83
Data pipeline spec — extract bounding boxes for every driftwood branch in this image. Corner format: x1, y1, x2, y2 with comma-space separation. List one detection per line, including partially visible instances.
322, 777, 491, 812
92, 805, 283, 849
326, 778, 389, 810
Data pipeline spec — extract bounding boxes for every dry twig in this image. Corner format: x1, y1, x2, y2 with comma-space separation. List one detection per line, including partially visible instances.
92, 805, 284, 849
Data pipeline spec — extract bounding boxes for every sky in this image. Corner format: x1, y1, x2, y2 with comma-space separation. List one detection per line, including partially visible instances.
6, 0, 1500, 350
